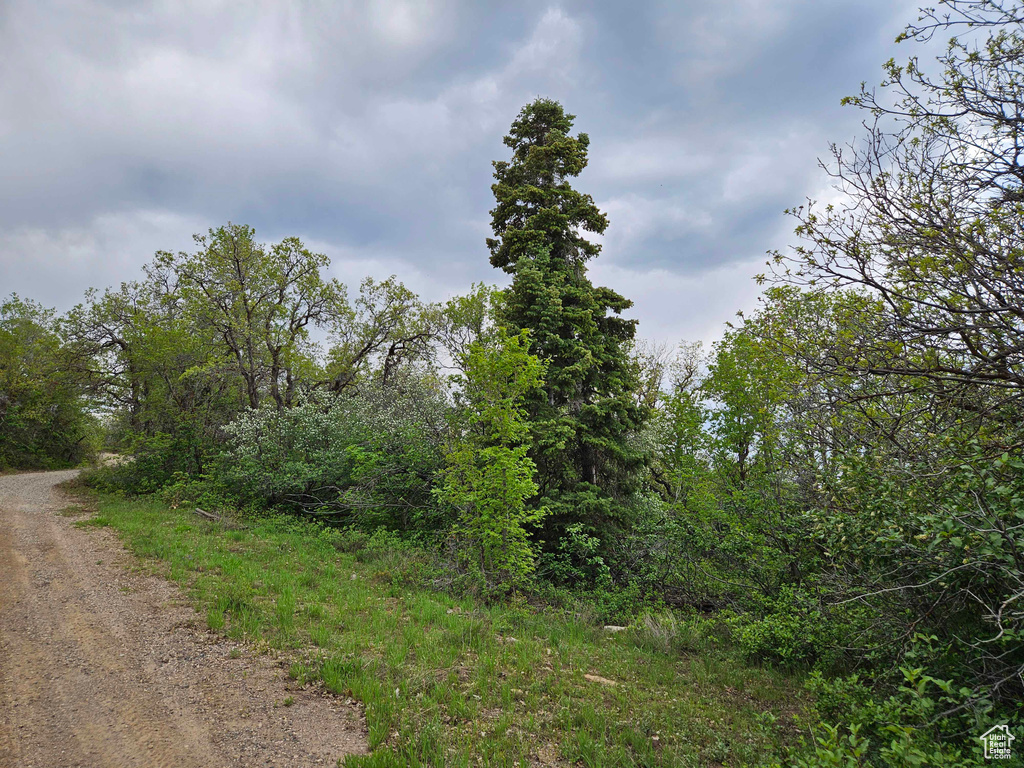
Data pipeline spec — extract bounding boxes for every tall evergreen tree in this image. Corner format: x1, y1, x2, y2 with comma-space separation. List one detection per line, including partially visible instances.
488, 98, 647, 545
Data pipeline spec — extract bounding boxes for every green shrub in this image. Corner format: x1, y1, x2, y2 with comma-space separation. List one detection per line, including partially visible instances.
160, 471, 239, 511
0, 295, 97, 470
789, 666, 997, 767
724, 588, 849, 668
539, 523, 613, 588
435, 329, 546, 597
224, 381, 448, 532
88, 431, 217, 496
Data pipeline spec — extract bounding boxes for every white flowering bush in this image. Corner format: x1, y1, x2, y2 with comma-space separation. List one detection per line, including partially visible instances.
223, 378, 450, 530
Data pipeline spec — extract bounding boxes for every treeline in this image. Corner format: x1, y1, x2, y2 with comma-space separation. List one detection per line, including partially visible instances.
3, 1, 1022, 763
0, 296, 98, 469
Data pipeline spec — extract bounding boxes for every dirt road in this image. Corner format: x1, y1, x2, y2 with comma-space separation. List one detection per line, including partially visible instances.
0, 470, 366, 768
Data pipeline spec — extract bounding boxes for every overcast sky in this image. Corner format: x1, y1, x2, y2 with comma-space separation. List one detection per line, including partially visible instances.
1, 0, 922, 346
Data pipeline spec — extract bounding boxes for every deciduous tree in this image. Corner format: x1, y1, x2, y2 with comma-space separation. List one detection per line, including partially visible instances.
163, 224, 341, 409
0, 295, 94, 468
438, 329, 546, 593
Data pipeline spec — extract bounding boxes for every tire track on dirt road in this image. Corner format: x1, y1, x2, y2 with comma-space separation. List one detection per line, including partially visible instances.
0, 470, 366, 768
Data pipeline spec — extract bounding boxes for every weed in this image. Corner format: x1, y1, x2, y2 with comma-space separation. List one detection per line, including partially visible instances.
207, 607, 226, 631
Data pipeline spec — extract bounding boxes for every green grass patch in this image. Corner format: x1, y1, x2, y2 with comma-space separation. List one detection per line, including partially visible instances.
82, 491, 807, 766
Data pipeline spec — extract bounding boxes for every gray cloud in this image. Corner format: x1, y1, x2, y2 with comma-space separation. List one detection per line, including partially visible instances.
1, 0, 921, 345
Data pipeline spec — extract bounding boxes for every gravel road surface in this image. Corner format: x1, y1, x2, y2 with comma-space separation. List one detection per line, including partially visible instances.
0, 470, 366, 768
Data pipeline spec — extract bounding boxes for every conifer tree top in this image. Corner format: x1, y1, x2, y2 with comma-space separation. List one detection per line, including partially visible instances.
487, 98, 608, 273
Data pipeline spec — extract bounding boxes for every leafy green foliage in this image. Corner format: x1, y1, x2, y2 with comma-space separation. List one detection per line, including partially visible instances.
157, 223, 342, 409
790, 662, 995, 767
760, 2, 1024, 746
433, 282, 502, 372
0, 295, 96, 469
325, 276, 434, 392
809, 450, 1024, 704
438, 329, 546, 594
224, 378, 449, 531
66, 225, 436, 497
64, 264, 251, 484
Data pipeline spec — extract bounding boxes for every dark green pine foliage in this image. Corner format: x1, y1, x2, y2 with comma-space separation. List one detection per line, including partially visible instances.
488, 98, 648, 545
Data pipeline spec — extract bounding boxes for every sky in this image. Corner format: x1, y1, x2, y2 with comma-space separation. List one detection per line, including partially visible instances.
0, 0, 923, 347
